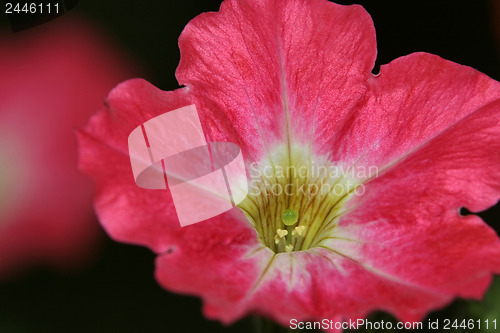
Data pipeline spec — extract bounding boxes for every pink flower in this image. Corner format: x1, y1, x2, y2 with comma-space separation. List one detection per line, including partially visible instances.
78, 0, 500, 329
0, 18, 133, 277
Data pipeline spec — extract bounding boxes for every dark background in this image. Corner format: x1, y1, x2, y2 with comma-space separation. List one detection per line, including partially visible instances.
1, 1, 499, 332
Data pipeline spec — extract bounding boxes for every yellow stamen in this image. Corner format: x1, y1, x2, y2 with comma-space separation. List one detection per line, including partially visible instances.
292, 225, 306, 237
276, 229, 288, 238
274, 234, 281, 245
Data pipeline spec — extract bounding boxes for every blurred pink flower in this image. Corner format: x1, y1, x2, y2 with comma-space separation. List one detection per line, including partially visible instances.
0, 18, 134, 277
79, 0, 500, 330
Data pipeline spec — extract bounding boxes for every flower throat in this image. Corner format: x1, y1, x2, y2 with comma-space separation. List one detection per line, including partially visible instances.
237, 144, 363, 254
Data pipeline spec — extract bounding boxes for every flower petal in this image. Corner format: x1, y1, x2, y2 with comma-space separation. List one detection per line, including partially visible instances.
330, 77, 500, 319
332, 53, 500, 201
155, 211, 270, 323
177, 0, 376, 161
78, 79, 195, 251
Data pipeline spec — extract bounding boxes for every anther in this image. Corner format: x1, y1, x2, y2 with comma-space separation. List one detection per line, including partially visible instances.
292, 225, 306, 237
276, 229, 288, 238
274, 229, 288, 244
274, 234, 281, 245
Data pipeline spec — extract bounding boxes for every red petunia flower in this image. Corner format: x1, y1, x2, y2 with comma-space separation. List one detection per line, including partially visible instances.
78, 0, 500, 329
0, 18, 133, 277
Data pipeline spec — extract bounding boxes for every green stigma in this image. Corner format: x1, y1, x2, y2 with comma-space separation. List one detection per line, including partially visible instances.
281, 209, 299, 226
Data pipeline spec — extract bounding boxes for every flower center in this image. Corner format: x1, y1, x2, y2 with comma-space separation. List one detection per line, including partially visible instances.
238, 144, 365, 253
